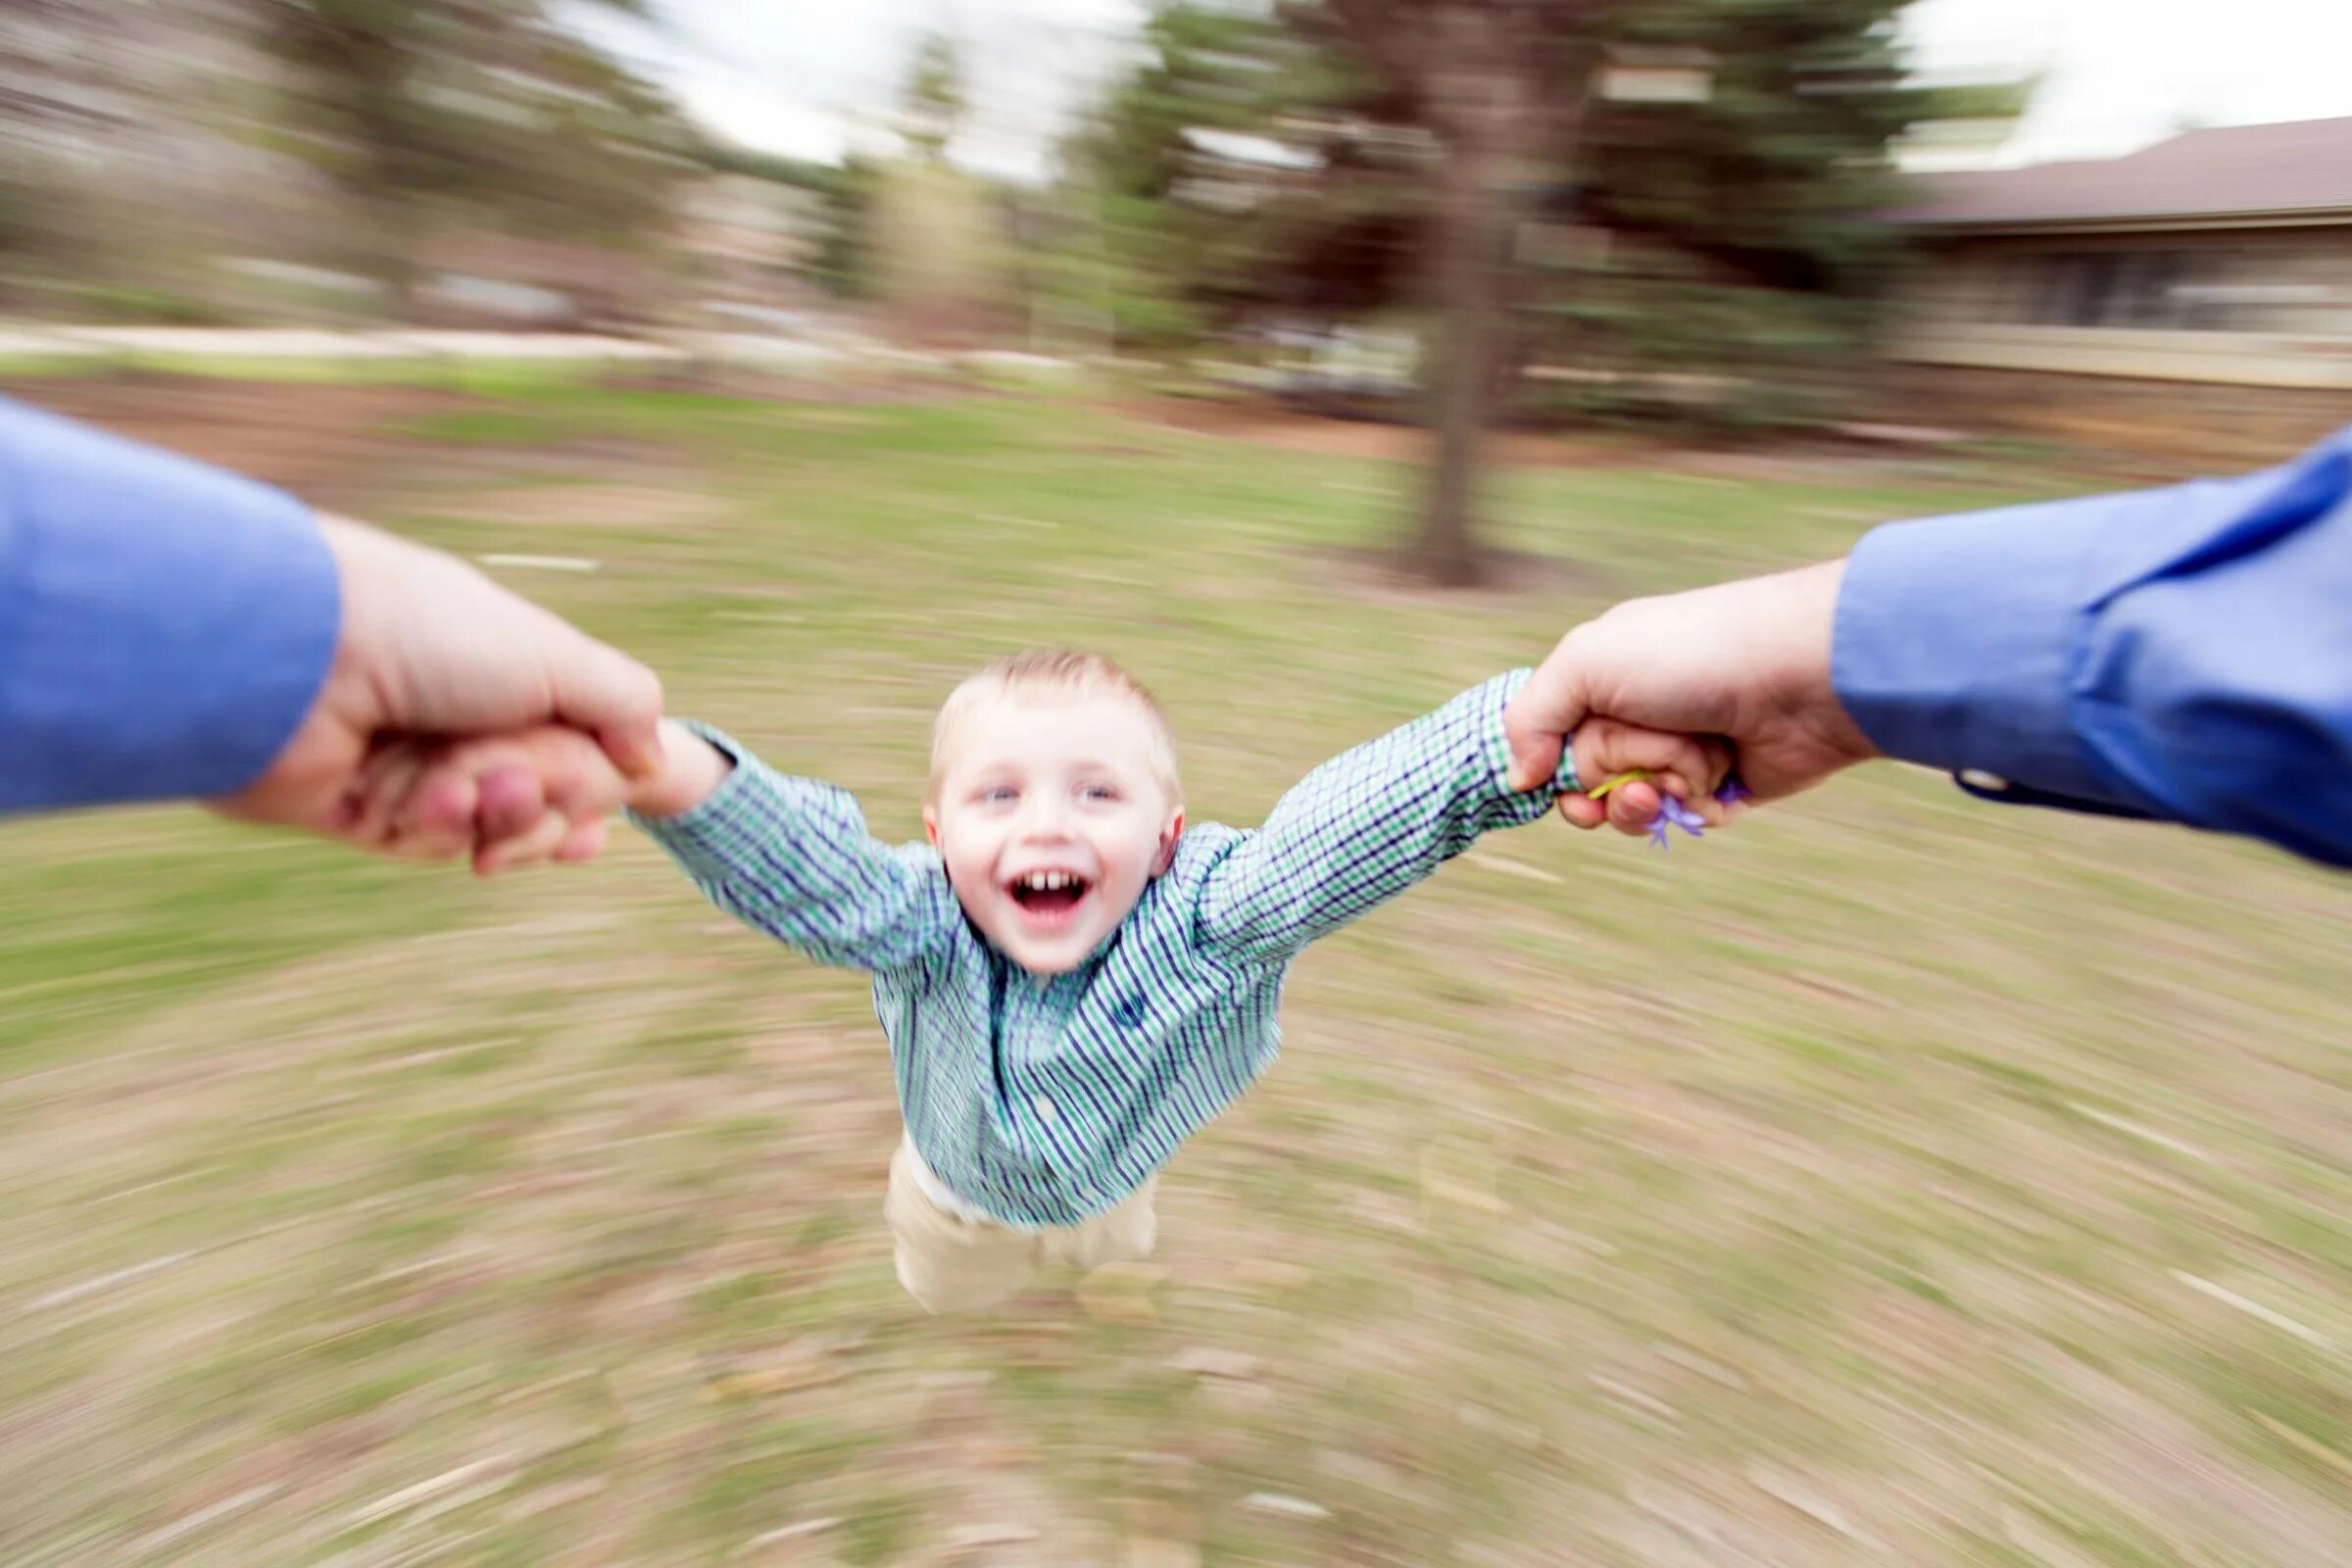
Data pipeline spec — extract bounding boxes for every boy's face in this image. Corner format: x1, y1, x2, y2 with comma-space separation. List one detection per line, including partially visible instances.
926, 691, 1183, 975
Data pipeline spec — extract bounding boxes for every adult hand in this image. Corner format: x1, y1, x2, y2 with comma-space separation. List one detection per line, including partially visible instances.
210, 515, 662, 858
1504, 560, 1881, 832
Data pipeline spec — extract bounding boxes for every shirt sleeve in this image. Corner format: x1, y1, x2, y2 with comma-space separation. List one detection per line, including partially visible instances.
1832, 423, 2352, 868
1192, 671, 1580, 964
627, 722, 963, 971
0, 397, 341, 812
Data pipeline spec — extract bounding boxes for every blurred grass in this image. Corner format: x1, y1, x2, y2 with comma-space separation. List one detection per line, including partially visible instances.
0, 377, 2346, 1567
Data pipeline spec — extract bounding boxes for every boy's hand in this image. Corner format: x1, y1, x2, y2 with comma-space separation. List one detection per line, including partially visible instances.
1504, 562, 1878, 823
350, 718, 729, 876
1564, 719, 1740, 839
349, 728, 628, 876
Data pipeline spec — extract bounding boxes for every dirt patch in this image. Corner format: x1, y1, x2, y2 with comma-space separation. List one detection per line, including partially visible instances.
2, 375, 711, 508
1302, 543, 1610, 605
1870, 364, 2347, 477
460, 483, 726, 530
0, 375, 478, 498
600, 368, 946, 406
1134, 397, 1438, 465
1126, 396, 1969, 484
1143, 375, 2346, 484
416, 435, 697, 489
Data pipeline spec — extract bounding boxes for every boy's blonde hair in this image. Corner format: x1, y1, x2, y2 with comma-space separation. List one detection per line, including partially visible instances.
929, 651, 1181, 805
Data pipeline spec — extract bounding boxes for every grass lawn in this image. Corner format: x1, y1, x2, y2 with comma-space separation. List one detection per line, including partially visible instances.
2, 378, 2346, 1567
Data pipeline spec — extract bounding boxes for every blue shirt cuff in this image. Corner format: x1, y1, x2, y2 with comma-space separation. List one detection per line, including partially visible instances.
1832, 495, 2122, 805
1830, 454, 2337, 818
0, 398, 340, 811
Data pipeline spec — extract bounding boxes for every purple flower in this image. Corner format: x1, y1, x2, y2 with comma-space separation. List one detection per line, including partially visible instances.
1715, 778, 1753, 808
1649, 796, 1708, 851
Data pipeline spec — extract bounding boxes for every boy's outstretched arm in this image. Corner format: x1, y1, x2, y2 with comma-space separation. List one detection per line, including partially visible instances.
1190, 672, 1727, 965
371, 719, 961, 973
628, 720, 960, 972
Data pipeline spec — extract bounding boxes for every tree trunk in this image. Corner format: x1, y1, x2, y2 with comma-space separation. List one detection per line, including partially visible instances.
1413, 8, 1525, 588
1417, 133, 1502, 585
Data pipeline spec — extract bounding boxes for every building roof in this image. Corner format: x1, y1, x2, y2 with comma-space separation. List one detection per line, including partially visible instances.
1893, 117, 2352, 230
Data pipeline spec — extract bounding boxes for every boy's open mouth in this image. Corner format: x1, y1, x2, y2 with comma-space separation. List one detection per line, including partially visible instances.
1006, 869, 1092, 922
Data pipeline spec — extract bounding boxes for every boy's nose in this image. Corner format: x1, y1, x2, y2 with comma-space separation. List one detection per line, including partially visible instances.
1014, 797, 1074, 838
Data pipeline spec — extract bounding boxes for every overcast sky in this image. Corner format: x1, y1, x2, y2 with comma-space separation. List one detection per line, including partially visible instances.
563, 0, 2352, 181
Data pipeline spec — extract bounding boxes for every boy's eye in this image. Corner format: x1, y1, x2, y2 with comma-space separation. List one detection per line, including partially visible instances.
1079, 784, 1120, 803
977, 785, 1017, 805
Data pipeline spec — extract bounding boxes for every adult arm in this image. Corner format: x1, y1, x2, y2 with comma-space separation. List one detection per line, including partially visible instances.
0, 396, 662, 845
1505, 425, 2352, 868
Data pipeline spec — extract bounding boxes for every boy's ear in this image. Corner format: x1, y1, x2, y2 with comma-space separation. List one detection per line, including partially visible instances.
1152, 808, 1185, 877
923, 805, 941, 850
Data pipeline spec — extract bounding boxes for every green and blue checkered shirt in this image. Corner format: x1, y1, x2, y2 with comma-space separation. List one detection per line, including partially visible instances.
639, 670, 1578, 1227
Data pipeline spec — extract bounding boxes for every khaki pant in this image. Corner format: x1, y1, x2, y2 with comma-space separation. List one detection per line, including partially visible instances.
884, 1137, 1158, 1313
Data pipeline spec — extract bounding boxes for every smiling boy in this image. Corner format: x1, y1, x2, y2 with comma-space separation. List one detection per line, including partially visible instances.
370, 651, 1723, 1310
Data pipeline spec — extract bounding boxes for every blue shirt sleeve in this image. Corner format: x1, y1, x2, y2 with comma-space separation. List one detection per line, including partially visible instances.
1832, 424, 2352, 868
0, 397, 341, 812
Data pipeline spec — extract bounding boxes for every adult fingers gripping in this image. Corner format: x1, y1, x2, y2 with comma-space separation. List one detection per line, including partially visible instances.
466, 728, 631, 874
544, 626, 666, 782
474, 808, 576, 878
1570, 720, 1736, 837
1503, 632, 1590, 793
345, 742, 441, 857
